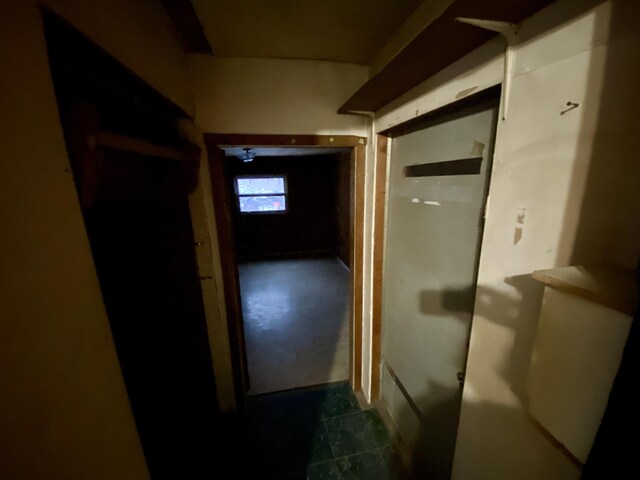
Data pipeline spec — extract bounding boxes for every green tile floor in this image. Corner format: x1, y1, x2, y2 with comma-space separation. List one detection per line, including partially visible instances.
242, 382, 407, 479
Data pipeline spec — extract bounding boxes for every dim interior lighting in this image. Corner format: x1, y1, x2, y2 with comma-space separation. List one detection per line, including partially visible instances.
238, 148, 256, 163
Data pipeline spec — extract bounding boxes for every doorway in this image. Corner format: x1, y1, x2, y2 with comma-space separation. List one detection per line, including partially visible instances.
378, 93, 499, 478
231, 152, 351, 393
204, 135, 367, 400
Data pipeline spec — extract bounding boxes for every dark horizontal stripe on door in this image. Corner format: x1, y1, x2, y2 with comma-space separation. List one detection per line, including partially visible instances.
403, 157, 482, 177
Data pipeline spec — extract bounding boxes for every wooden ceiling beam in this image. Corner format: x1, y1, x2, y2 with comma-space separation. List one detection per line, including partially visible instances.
161, 0, 213, 54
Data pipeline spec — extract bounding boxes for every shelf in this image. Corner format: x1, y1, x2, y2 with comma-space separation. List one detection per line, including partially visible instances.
89, 131, 200, 163
532, 265, 637, 316
338, 0, 555, 114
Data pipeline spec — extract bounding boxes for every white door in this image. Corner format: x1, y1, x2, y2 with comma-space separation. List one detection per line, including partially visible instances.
381, 101, 498, 479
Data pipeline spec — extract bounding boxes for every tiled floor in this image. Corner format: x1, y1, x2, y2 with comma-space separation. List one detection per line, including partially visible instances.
242, 382, 407, 479
239, 257, 350, 394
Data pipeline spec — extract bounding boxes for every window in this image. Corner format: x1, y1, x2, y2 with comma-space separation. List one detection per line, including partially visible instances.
235, 176, 287, 213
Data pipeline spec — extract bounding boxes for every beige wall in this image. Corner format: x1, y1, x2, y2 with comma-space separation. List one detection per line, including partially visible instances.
189, 55, 368, 135
0, 1, 195, 478
373, 0, 640, 478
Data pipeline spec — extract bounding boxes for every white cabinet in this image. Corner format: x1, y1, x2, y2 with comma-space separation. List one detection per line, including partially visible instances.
527, 266, 636, 464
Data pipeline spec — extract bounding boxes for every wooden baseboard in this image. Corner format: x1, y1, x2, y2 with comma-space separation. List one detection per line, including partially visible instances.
335, 254, 350, 271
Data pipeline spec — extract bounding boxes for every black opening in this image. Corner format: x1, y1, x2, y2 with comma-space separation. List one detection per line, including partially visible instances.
43, 10, 219, 478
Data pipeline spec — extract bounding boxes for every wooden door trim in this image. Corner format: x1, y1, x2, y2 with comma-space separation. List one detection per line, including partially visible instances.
206, 146, 249, 407
370, 135, 388, 401
204, 133, 366, 148
204, 134, 367, 398
351, 144, 366, 391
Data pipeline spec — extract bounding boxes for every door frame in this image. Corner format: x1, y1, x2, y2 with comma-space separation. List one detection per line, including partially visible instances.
203, 133, 367, 405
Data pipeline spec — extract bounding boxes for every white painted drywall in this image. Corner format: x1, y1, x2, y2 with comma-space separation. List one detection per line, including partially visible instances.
0, 1, 196, 477
372, 0, 640, 478
189, 55, 368, 136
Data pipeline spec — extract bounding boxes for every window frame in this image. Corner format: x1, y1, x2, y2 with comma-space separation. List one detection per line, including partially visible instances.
233, 174, 289, 215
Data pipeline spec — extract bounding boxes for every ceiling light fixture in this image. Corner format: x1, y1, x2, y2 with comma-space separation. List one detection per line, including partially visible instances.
238, 147, 256, 163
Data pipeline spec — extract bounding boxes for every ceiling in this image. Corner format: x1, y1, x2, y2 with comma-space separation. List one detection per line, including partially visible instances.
191, 0, 424, 64
224, 146, 349, 158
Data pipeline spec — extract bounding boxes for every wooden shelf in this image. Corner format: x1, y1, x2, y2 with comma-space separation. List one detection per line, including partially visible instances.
532, 265, 638, 316
89, 131, 200, 163
338, 0, 556, 114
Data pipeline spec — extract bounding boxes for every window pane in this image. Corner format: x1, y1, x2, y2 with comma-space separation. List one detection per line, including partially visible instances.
237, 177, 285, 195
239, 195, 286, 213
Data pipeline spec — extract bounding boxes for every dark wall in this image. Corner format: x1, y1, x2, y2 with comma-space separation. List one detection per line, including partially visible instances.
227, 154, 339, 259
46, 14, 220, 477
85, 199, 218, 478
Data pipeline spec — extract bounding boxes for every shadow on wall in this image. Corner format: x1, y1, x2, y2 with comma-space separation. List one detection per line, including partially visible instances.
564, 3, 640, 477
558, 0, 640, 269
390, 276, 592, 479
419, 276, 544, 403
403, 279, 544, 478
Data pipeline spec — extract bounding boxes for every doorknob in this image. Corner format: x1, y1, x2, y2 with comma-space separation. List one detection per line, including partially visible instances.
457, 371, 465, 386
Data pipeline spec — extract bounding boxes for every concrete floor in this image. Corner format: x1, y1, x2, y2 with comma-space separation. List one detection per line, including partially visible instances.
239, 257, 350, 394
